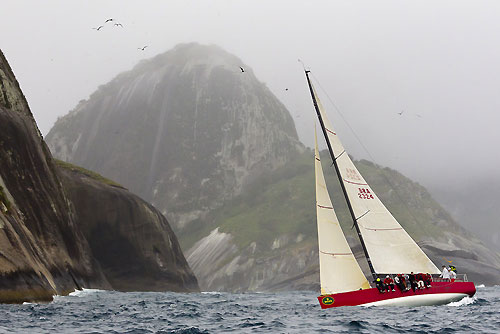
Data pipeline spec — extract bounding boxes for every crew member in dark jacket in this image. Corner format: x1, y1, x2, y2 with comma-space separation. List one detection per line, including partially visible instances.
409, 272, 418, 291
374, 277, 386, 293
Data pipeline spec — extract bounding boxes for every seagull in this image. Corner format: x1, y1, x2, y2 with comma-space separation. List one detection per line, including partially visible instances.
92, 25, 104, 31
397, 110, 404, 116
105, 18, 114, 23
114, 23, 123, 27
137, 46, 148, 51
239, 66, 245, 73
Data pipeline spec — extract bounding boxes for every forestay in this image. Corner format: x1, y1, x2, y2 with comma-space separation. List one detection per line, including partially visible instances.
315, 128, 371, 294
311, 83, 440, 275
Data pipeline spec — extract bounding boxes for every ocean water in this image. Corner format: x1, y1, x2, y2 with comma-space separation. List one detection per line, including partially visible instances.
0, 285, 498, 334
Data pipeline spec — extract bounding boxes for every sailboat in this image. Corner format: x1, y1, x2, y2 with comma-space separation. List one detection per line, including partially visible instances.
306, 70, 476, 307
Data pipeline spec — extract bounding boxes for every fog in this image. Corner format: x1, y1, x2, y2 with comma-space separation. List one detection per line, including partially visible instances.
2, 0, 500, 191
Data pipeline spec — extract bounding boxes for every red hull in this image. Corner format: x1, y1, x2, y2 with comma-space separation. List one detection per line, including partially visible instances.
318, 281, 476, 308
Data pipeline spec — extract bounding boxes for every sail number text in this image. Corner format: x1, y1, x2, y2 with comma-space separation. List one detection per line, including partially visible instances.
346, 168, 362, 181
358, 188, 374, 200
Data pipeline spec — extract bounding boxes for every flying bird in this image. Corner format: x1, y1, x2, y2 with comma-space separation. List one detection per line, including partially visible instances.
105, 18, 114, 23
416, 114, 422, 118
239, 66, 245, 73
114, 23, 123, 27
137, 46, 148, 51
397, 110, 404, 116
92, 25, 104, 31
285, 88, 289, 91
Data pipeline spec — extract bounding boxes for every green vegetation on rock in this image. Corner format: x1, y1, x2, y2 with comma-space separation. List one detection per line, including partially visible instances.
54, 159, 124, 189
179, 149, 450, 253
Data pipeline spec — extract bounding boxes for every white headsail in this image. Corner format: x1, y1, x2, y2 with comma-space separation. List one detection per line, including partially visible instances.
311, 79, 440, 275
315, 128, 371, 294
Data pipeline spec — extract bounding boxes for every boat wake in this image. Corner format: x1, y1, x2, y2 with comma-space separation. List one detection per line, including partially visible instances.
446, 295, 477, 307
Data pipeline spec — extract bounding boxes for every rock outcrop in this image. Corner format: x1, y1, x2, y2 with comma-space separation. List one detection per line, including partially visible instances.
0, 50, 198, 302
0, 50, 109, 303
47, 43, 303, 231
57, 161, 198, 292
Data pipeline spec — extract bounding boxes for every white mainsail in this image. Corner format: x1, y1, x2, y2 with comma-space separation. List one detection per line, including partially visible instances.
315, 128, 371, 294
311, 79, 440, 275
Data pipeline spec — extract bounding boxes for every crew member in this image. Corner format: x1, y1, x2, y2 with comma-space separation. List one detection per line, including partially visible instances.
394, 274, 406, 292
403, 273, 410, 291
374, 277, 386, 293
440, 265, 450, 281
450, 269, 457, 282
409, 272, 418, 291
416, 273, 425, 289
384, 275, 396, 292
424, 273, 432, 288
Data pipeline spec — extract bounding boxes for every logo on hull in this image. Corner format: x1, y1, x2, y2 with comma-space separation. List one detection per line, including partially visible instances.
322, 296, 334, 305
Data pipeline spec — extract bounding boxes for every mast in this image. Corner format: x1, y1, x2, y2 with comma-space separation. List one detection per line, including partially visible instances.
305, 70, 377, 281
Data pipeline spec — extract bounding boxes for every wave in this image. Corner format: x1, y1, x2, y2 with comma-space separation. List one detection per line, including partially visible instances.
446, 295, 477, 307
476, 284, 485, 288
69, 288, 106, 297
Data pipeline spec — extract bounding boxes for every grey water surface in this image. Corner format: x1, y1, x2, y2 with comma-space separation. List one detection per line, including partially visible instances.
0, 286, 498, 333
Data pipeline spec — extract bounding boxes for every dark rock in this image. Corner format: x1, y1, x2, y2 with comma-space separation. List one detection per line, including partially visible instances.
0, 49, 110, 303
57, 164, 198, 292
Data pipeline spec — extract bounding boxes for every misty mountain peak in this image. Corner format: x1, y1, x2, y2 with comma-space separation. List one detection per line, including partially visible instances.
47, 43, 303, 229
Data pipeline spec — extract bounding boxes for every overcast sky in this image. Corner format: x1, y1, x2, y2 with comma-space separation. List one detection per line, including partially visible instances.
1, 0, 499, 189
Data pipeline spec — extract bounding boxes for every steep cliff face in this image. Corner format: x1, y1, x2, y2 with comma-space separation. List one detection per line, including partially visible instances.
184, 152, 500, 291
47, 43, 303, 230
0, 50, 198, 302
0, 50, 110, 303
57, 161, 198, 292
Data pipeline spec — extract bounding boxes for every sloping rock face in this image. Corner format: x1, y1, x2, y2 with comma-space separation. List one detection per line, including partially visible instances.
57, 164, 198, 292
47, 43, 303, 231
0, 50, 110, 303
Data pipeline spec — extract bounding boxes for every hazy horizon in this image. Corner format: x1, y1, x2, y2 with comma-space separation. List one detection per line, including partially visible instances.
2, 0, 499, 191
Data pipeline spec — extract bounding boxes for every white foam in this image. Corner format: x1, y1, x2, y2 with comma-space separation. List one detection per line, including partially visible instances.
446, 295, 476, 307
201, 291, 221, 295
477, 284, 485, 288
68, 288, 105, 297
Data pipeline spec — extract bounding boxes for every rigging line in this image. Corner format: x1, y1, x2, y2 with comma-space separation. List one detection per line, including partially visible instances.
309, 73, 426, 233
310, 72, 371, 159
352, 210, 370, 229
298, 59, 307, 71
331, 150, 345, 167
